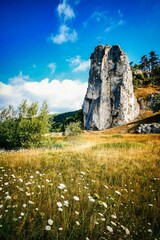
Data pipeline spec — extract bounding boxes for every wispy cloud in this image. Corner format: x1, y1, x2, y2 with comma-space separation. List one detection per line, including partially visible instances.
0, 72, 87, 113
50, 25, 77, 44
50, 0, 78, 44
67, 55, 82, 66
84, 9, 125, 32
47, 63, 56, 75
73, 60, 90, 72
67, 55, 90, 72
105, 9, 125, 32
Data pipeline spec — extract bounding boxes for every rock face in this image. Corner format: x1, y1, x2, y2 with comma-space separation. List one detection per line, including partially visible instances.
83, 44, 139, 130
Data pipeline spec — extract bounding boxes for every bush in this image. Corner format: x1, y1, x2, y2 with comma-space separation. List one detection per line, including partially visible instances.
136, 73, 145, 80
64, 121, 82, 136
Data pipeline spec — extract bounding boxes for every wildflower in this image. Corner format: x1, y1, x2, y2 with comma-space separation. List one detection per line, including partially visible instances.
28, 200, 34, 205
98, 213, 104, 217
0, 188, 2, 191
107, 226, 113, 233
5, 196, 11, 200
115, 190, 121, 196
58, 207, 63, 211
59, 227, 63, 231
61, 195, 65, 199
76, 221, 80, 226
19, 178, 23, 183
48, 219, 53, 225
36, 171, 40, 174
121, 225, 130, 235
26, 192, 31, 196
64, 200, 69, 207
86, 238, 90, 240
57, 202, 63, 208
58, 183, 66, 190
73, 196, 79, 201
94, 221, 99, 225
148, 229, 152, 233
125, 228, 130, 235
75, 211, 79, 215
111, 214, 117, 219
0, 215, 2, 219
102, 202, 108, 208
46, 179, 50, 183
101, 218, 106, 221
111, 221, 117, 226
88, 196, 95, 203
80, 171, 85, 175
104, 185, 109, 189
20, 212, 25, 216
45, 225, 51, 231
0, 225, 2, 228
0, 205, 3, 208
148, 204, 153, 207
23, 204, 27, 208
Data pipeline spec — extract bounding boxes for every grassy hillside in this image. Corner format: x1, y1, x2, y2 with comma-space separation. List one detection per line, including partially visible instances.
0, 133, 160, 239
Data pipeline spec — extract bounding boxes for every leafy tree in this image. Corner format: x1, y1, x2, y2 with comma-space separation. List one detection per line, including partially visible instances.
0, 100, 50, 149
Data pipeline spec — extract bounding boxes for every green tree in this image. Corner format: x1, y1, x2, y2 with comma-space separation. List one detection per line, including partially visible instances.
0, 100, 50, 149
140, 55, 150, 71
149, 51, 159, 71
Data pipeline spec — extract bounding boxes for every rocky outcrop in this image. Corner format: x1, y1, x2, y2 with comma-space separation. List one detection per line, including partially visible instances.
137, 123, 160, 133
138, 92, 160, 111
83, 44, 139, 130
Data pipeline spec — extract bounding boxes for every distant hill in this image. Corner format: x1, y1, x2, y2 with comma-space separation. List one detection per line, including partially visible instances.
50, 109, 83, 132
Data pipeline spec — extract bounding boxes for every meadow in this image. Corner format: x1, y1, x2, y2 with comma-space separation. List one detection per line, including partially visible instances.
0, 133, 160, 240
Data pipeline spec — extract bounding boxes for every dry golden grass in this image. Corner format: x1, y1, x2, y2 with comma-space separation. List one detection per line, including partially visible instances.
135, 85, 160, 98
0, 132, 160, 239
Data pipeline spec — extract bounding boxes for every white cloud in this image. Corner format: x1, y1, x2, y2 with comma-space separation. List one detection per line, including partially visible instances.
50, 24, 77, 44
67, 55, 90, 72
57, 0, 75, 21
0, 73, 87, 113
50, 0, 77, 44
47, 63, 56, 75
72, 60, 90, 72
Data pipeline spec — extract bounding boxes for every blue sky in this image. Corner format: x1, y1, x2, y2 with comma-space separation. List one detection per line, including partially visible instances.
0, 0, 160, 113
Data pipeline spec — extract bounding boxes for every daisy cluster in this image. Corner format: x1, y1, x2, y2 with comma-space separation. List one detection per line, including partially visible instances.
0, 165, 159, 240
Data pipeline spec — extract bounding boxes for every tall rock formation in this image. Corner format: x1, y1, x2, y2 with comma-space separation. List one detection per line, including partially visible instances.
83, 44, 139, 130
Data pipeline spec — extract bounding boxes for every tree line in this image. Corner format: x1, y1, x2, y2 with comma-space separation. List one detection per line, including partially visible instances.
130, 51, 160, 86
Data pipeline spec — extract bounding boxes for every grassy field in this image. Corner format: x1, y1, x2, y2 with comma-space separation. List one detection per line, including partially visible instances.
0, 133, 160, 240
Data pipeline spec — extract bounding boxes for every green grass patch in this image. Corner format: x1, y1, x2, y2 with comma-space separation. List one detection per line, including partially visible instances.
92, 141, 144, 150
